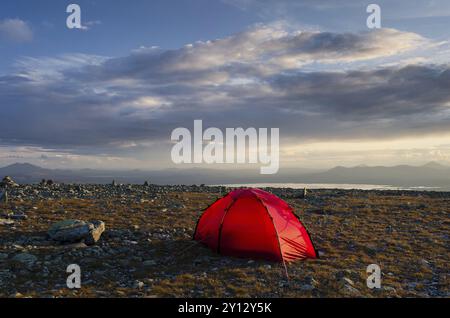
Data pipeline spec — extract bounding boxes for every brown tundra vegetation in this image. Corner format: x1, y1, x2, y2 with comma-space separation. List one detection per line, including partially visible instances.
0, 183, 448, 298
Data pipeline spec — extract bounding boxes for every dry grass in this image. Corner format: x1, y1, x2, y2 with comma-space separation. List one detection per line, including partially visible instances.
0, 188, 448, 298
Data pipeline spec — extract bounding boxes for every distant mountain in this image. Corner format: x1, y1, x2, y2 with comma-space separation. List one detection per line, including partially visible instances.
0, 162, 449, 189
0, 163, 51, 175
0, 163, 54, 182
301, 162, 450, 188
421, 161, 448, 170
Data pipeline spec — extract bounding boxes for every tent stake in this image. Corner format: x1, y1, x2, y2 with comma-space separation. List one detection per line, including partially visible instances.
282, 261, 289, 280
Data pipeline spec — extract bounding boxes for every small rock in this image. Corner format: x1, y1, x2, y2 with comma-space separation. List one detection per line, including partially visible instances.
61, 242, 88, 249
383, 286, 397, 293
9, 214, 28, 220
134, 281, 145, 289
344, 284, 360, 294
143, 260, 157, 267
85, 221, 106, 245
12, 253, 37, 268
0, 218, 14, 226
0, 190, 8, 204
0, 176, 19, 188
343, 277, 354, 286
300, 284, 314, 291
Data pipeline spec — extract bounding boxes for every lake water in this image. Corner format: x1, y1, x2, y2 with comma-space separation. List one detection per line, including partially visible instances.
214, 183, 443, 191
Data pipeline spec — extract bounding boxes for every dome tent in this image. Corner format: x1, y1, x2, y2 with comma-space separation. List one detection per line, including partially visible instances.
194, 188, 318, 263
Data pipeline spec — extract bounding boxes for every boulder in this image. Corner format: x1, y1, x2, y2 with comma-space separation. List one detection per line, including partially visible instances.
48, 219, 105, 245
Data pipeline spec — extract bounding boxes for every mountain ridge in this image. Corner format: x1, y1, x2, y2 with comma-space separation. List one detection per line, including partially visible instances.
0, 162, 449, 189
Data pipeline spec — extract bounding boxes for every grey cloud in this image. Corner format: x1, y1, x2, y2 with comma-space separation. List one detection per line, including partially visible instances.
0, 26, 448, 158
268, 65, 450, 120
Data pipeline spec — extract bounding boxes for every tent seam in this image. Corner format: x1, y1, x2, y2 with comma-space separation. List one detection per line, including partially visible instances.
193, 192, 230, 240
216, 195, 239, 254
290, 210, 320, 259
249, 191, 288, 274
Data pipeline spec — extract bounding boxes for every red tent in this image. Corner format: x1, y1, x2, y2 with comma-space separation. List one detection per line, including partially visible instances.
194, 188, 318, 263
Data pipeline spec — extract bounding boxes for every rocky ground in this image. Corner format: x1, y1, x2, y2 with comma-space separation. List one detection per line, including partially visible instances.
0, 182, 449, 298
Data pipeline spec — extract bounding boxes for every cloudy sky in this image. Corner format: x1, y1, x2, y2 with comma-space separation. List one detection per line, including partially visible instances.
0, 0, 450, 171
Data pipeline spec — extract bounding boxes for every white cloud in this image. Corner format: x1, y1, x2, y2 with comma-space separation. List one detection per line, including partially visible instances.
151, 26, 426, 73
79, 20, 102, 31
13, 53, 108, 83
0, 18, 33, 42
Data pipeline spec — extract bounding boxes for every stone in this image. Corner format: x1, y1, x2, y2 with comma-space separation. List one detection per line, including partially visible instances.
0, 218, 14, 225
12, 253, 37, 268
61, 242, 88, 249
134, 280, 145, 289
298, 187, 307, 199
342, 284, 360, 295
48, 219, 105, 245
143, 260, 157, 267
0, 176, 19, 188
300, 284, 314, 291
343, 277, 354, 286
383, 286, 397, 293
421, 259, 430, 266
48, 220, 90, 242
86, 220, 106, 245
9, 214, 28, 220
0, 190, 7, 204
0, 270, 15, 287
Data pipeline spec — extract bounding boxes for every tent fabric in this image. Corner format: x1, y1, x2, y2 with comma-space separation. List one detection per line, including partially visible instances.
194, 188, 318, 263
